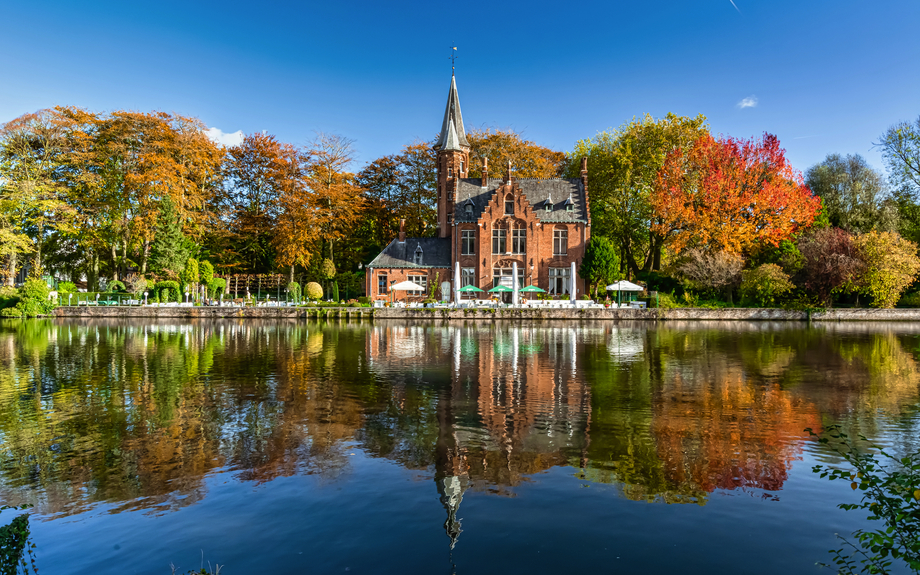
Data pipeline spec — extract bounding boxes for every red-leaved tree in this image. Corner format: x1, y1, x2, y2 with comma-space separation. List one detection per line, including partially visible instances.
798, 227, 865, 307
651, 133, 820, 254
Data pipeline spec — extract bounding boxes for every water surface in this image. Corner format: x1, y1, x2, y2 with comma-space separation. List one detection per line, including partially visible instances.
1, 319, 919, 574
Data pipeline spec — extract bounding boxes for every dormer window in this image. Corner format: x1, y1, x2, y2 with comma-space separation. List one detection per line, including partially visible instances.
545, 201, 553, 212
414, 245, 423, 265
564, 195, 575, 212
465, 203, 473, 214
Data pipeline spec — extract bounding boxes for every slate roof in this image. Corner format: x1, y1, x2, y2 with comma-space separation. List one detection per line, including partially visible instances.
367, 237, 452, 269
433, 75, 469, 151
453, 178, 589, 224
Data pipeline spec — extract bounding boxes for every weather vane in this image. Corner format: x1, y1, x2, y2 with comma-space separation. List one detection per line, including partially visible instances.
450, 45, 457, 74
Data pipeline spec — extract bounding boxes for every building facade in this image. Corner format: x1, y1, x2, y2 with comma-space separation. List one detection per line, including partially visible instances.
367, 74, 591, 301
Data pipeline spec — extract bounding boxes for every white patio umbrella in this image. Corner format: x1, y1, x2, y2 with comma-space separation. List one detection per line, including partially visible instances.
605, 280, 644, 291
390, 280, 426, 291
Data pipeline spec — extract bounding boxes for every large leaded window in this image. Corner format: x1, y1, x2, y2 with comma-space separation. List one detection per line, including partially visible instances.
553, 228, 568, 256
378, 274, 388, 295
492, 228, 507, 254
492, 268, 524, 289
548, 267, 571, 295
511, 228, 526, 254
407, 274, 427, 297
461, 230, 475, 255
461, 268, 475, 296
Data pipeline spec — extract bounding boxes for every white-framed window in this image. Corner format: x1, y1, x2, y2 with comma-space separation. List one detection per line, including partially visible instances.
511, 227, 526, 254
553, 228, 568, 256
407, 274, 427, 297
548, 267, 570, 295
461, 230, 475, 255
378, 274, 388, 295
492, 228, 506, 254
461, 268, 475, 296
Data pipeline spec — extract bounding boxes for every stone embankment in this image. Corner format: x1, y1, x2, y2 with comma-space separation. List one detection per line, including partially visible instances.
53, 305, 920, 321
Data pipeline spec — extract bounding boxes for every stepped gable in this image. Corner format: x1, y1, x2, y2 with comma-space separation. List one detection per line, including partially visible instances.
367, 237, 452, 269
453, 177, 589, 224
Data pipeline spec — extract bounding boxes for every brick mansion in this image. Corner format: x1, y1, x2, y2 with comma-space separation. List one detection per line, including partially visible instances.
366, 74, 591, 301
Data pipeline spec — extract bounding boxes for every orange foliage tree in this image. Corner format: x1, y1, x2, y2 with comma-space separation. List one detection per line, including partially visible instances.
466, 128, 566, 178
651, 133, 819, 254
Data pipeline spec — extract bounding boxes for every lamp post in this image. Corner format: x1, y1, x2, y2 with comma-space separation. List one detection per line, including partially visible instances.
185, 291, 190, 305
68, 293, 72, 306
144, 291, 148, 306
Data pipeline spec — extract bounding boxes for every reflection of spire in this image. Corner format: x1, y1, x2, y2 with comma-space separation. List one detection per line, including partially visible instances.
437, 474, 469, 549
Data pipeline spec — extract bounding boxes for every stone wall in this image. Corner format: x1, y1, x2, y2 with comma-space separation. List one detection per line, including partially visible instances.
52, 306, 920, 322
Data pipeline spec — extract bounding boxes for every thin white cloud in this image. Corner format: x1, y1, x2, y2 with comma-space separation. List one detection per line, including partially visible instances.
729, 0, 741, 14
737, 96, 758, 109
205, 127, 244, 147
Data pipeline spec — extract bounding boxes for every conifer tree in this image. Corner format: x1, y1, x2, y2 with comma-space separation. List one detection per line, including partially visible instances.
149, 199, 193, 277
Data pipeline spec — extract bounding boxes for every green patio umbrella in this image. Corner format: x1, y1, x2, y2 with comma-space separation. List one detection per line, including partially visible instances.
520, 285, 545, 292
457, 285, 484, 292
487, 285, 513, 292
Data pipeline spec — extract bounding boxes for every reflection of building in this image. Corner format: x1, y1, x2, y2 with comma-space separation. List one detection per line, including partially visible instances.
366, 72, 591, 302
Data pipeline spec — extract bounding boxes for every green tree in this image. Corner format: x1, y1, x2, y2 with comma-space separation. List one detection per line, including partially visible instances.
199, 260, 214, 285
854, 230, 920, 308
805, 153, 896, 233
149, 199, 193, 278
878, 115, 920, 198
740, 264, 794, 307
579, 236, 620, 297
567, 113, 709, 275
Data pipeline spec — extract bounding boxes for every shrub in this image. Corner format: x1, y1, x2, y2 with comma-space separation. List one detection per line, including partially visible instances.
305, 282, 323, 300
16, 278, 53, 317
798, 227, 864, 307
108, 280, 127, 293
898, 291, 920, 307
332, 281, 339, 302
656, 292, 681, 309
154, 280, 181, 303
740, 264, 794, 307
1, 307, 22, 317
124, 273, 147, 295
357, 296, 371, 305
56, 281, 77, 294
854, 230, 920, 308
677, 249, 743, 303
810, 426, 920, 575
0, 287, 19, 309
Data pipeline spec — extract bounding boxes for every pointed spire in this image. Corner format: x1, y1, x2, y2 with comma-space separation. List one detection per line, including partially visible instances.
434, 75, 469, 151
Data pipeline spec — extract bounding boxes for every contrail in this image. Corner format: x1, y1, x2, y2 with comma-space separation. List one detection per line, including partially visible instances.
729, 0, 741, 13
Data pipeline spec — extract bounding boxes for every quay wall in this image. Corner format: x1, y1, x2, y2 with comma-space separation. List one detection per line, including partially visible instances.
52, 306, 920, 322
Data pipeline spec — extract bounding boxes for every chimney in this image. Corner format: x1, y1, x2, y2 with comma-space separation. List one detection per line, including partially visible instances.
482, 157, 489, 187
580, 157, 588, 180
398, 219, 406, 242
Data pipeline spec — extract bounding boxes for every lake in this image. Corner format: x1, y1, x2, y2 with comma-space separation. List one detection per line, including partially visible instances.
1, 319, 918, 574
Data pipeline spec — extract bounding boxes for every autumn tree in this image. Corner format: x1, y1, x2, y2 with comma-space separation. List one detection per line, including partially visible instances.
797, 227, 864, 307
853, 230, 920, 308
805, 153, 896, 233
652, 133, 820, 255
466, 128, 566, 179
0, 109, 74, 283
219, 132, 296, 273
567, 114, 710, 275
303, 133, 365, 266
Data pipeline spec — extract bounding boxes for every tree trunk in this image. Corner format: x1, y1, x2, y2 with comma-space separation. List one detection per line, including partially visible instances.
7, 253, 17, 287
140, 240, 150, 275
111, 243, 119, 281
89, 250, 99, 292
288, 265, 294, 284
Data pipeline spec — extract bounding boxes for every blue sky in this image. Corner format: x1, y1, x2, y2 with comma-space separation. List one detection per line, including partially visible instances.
2, 0, 917, 175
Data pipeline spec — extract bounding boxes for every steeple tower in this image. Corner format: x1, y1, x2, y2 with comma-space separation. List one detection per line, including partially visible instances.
434, 74, 470, 238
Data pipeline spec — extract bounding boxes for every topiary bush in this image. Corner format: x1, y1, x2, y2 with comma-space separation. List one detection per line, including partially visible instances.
16, 278, 53, 317
287, 281, 301, 302
200, 260, 215, 286
56, 281, 77, 294
305, 282, 323, 301
108, 280, 127, 293
154, 280, 181, 303
208, 277, 226, 297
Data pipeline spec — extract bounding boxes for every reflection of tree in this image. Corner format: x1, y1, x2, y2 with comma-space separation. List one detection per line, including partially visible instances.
0, 318, 918, 531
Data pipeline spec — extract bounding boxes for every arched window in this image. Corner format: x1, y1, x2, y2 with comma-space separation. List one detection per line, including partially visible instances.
504, 194, 514, 215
